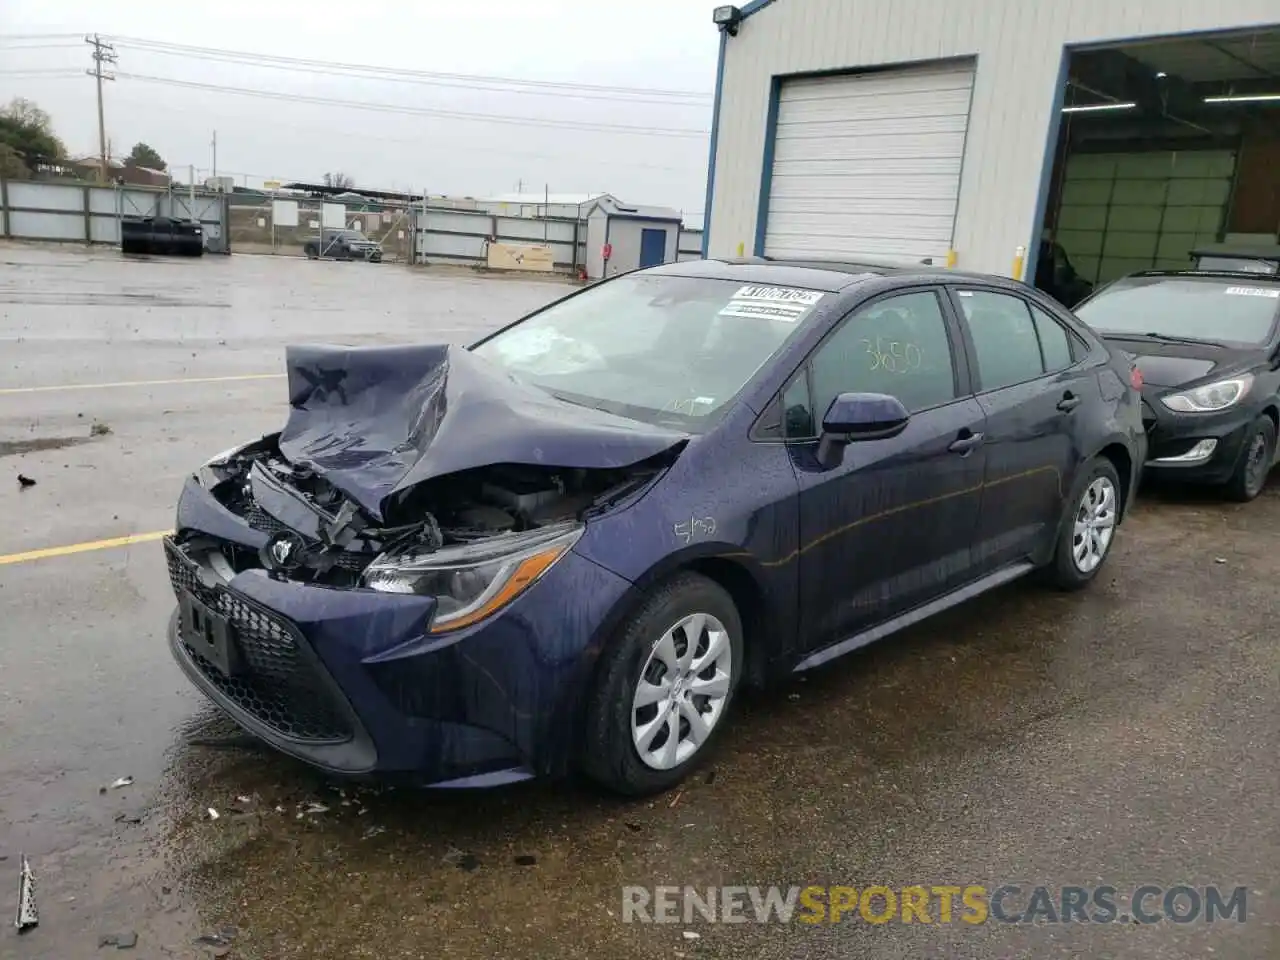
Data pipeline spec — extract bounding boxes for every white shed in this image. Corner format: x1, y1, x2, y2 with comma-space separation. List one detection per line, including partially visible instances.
703, 0, 1280, 291
584, 197, 684, 279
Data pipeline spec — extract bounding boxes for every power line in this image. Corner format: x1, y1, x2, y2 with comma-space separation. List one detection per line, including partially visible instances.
113, 72, 711, 138
108, 41, 711, 107
0, 33, 84, 42
105, 36, 712, 101
109, 91, 707, 174
0, 69, 85, 78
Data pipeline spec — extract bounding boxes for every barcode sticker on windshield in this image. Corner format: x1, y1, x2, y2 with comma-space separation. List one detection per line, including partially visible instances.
1224, 286, 1280, 298
720, 285, 823, 321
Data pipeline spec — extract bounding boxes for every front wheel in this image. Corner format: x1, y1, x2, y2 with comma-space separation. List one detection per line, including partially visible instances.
1045, 457, 1122, 591
1224, 416, 1275, 503
579, 573, 742, 795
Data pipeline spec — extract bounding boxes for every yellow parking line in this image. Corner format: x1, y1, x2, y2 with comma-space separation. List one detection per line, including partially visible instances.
0, 530, 170, 566
0, 373, 284, 395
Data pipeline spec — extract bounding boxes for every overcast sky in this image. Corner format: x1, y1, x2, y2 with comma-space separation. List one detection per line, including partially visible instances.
0, 0, 718, 218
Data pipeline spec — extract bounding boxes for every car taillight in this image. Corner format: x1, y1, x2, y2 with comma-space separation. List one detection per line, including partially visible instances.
1130, 366, 1144, 390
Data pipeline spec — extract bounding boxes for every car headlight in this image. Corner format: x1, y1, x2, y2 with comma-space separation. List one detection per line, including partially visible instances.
362, 522, 583, 632
204, 442, 249, 466
1160, 374, 1254, 413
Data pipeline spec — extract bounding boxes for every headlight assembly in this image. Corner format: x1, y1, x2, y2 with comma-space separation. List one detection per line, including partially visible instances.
1160, 374, 1254, 413
362, 522, 583, 632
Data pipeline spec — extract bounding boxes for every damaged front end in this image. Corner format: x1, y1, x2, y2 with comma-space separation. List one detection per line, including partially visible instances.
189, 433, 670, 604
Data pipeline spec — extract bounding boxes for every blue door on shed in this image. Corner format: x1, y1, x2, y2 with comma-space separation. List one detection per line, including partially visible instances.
639, 228, 667, 267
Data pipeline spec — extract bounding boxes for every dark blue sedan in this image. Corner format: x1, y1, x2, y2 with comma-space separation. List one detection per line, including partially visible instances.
164, 258, 1147, 794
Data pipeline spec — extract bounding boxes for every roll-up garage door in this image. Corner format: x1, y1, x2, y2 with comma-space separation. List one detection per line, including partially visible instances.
762, 61, 975, 264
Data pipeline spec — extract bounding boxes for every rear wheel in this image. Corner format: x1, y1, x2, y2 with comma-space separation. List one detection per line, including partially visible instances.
580, 573, 742, 795
1045, 457, 1122, 591
1224, 415, 1275, 503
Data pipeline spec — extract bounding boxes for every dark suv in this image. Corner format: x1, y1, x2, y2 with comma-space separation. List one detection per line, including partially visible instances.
303, 229, 383, 262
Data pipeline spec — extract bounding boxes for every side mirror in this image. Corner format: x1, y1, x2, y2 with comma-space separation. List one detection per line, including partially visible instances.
816, 392, 910, 468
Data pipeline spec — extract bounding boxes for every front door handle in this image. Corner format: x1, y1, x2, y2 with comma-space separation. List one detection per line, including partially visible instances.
948, 430, 985, 455
1057, 391, 1082, 413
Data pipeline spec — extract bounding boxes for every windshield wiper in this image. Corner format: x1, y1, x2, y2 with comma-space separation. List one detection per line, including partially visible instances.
1128, 331, 1226, 347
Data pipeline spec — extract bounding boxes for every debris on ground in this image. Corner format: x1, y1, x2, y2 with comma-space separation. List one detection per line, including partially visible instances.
17, 474, 36, 489
442, 847, 480, 871
90, 422, 112, 437
99, 930, 139, 949
513, 855, 537, 866
704, 769, 717, 785
668, 791, 684, 809
362, 826, 386, 840
113, 813, 142, 825
682, 930, 701, 940
109, 776, 134, 789
206, 807, 220, 821
300, 802, 329, 815
788, 693, 801, 701
1215, 557, 1227, 564
193, 928, 236, 956
15, 854, 38, 932
624, 821, 642, 832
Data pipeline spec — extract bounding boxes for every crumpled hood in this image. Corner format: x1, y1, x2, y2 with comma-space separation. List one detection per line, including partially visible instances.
277, 343, 687, 520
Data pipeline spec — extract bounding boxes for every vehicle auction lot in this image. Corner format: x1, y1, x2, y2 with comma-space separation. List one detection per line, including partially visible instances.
2, 245, 1277, 960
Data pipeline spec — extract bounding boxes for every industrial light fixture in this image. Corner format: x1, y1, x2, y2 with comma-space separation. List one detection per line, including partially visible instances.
1061, 102, 1137, 113
713, 5, 743, 35
1155, 71, 1168, 79
1203, 92, 1280, 103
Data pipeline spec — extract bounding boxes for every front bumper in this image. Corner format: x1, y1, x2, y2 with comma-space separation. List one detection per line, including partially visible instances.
164, 481, 633, 784
1140, 397, 1254, 484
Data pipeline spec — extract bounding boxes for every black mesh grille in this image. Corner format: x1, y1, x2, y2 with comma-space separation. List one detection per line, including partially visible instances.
245, 504, 290, 536
165, 540, 353, 743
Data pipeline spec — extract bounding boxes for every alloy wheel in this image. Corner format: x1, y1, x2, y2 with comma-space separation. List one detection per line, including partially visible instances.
631, 612, 732, 771
1072, 476, 1117, 574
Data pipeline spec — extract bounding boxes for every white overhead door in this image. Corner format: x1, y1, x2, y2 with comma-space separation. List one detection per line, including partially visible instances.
763, 62, 975, 264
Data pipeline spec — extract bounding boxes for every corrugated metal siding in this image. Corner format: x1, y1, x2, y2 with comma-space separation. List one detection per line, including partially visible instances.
764, 62, 974, 261
707, 0, 1280, 275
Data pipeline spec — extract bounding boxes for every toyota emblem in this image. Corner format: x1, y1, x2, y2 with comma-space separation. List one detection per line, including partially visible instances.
261, 530, 307, 573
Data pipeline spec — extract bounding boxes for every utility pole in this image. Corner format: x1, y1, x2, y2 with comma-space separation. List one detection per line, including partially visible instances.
211, 130, 217, 179
84, 34, 117, 183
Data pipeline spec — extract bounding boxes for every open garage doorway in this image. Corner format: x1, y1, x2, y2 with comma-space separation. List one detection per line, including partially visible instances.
1037, 26, 1280, 308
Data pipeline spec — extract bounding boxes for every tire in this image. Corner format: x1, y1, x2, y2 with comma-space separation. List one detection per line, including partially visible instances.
1044, 457, 1123, 591
1224, 415, 1276, 503
579, 572, 743, 796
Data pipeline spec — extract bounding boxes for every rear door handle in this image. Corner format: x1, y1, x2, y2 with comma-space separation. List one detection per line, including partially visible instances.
1057, 392, 1082, 413
948, 430, 985, 455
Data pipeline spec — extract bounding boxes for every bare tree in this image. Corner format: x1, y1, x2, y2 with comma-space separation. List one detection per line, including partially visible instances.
322, 171, 355, 190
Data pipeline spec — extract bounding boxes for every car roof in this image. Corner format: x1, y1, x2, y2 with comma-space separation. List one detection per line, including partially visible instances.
646, 257, 1027, 293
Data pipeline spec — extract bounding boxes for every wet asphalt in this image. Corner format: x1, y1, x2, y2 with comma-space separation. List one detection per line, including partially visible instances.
1, 244, 1277, 960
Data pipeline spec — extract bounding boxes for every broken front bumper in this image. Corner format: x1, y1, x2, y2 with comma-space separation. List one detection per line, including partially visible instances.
164, 479, 634, 784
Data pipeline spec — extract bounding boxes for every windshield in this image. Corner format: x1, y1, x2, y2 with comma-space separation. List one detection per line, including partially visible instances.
340, 230, 368, 241
1076, 276, 1280, 346
470, 274, 826, 429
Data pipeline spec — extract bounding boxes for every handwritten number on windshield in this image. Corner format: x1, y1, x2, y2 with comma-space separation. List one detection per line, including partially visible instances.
861, 338, 922, 374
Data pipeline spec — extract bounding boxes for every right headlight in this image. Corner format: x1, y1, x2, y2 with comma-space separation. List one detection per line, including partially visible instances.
362, 522, 583, 633
1160, 374, 1254, 413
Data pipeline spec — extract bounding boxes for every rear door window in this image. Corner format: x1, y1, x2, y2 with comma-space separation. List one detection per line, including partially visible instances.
954, 290, 1047, 392
1029, 303, 1075, 372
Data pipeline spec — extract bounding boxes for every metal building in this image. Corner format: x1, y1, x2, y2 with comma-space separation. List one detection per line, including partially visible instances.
702, 0, 1280, 288
585, 197, 684, 278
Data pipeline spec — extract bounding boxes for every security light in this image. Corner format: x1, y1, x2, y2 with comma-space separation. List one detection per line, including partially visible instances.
713, 5, 743, 35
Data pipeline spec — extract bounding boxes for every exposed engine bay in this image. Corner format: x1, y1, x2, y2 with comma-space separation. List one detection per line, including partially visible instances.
201, 433, 668, 586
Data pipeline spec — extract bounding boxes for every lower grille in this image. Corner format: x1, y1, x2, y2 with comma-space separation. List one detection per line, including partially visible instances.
165, 540, 353, 743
